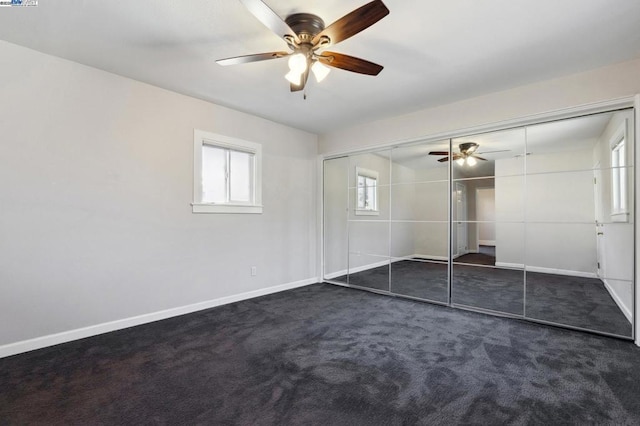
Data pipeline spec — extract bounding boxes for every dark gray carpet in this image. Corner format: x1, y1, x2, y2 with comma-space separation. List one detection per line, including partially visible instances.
454, 252, 496, 265
1, 284, 639, 425
335, 261, 631, 337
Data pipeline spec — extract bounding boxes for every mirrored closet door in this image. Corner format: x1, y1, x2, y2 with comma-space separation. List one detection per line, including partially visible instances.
389, 141, 450, 303
523, 110, 635, 337
450, 128, 526, 316
323, 108, 635, 339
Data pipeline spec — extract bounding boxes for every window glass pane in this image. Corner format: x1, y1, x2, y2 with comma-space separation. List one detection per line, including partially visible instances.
366, 180, 376, 210
230, 150, 252, 202
357, 187, 366, 209
202, 145, 226, 203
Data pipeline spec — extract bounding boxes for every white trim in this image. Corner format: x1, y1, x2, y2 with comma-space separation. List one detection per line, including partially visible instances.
192, 203, 263, 214
603, 279, 633, 324
495, 262, 598, 278
411, 254, 449, 261
354, 209, 380, 216
324, 259, 390, 280
0, 278, 318, 359
478, 240, 496, 246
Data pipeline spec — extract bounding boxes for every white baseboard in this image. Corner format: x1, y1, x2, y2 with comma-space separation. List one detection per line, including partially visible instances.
324, 259, 390, 280
412, 254, 448, 261
0, 277, 318, 359
478, 240, 496, 246
494, 262, 524, 270
603, 279, 633, 324
494, 262, 597, 278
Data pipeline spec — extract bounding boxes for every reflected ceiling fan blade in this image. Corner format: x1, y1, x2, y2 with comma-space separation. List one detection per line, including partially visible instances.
239, 0, 300, 44
428, 151, 449, 156
216, 51, 289, 66
311, 0, 389, 46
317, 52, 383, 75
466, 145, 479, 154
473, 156, 488, 161
437, 157, 450, 163
477, 149, 510, 154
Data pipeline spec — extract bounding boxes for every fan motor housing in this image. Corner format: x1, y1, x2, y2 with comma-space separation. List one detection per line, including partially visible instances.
285, 13, 325, 42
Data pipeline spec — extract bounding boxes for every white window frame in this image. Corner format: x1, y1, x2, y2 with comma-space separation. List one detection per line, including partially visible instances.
355, 167, 379, 216
192, 129, 262, 214
610, 120, 629, 222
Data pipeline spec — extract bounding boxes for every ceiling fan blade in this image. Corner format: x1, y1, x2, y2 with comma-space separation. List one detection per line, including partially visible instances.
473, 156, 488, 161
437, 157, 450, 163
216, 51, 289, 66
239, 0, 299, 44
318, 52, 383, 75
428, 151, 449, 156
312, 0, 389, 46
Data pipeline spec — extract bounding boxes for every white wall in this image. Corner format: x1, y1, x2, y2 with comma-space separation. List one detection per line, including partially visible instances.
319, 59, 640, 155
477, 187, 496, 245
0, 41, 318, 352
494, 148, 597, 274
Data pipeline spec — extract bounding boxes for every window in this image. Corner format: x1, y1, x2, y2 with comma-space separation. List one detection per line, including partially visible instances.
193, 130, 262, 214
610, 120, 628, 221
355, 167, 378, 215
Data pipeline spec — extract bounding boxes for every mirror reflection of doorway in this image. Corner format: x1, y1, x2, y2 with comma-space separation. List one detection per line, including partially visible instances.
476, 187, 496, 265
454, 182, 468, 258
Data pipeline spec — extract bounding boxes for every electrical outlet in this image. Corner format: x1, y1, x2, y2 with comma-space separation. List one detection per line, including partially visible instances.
251, 266, 257, 276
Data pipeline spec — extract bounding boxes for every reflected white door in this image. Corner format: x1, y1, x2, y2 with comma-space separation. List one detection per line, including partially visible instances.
456, 183, 468, 256
593, 164, 604, 278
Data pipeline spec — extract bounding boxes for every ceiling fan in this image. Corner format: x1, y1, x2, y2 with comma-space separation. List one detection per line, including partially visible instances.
216, 0, 389, 92
429, 143, 509, 166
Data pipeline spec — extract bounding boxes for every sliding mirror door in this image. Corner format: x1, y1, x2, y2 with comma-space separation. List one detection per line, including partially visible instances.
346, 150, 392, 292
524, 110, 635, 337
451, 129, 526, 315
322, 108, 635, 340
389, 141, 450, 303
323, 157, 349, 285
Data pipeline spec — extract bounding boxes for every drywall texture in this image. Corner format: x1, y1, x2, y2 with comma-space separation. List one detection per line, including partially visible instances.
0, 41, 318, 346
319, 59, 640, 155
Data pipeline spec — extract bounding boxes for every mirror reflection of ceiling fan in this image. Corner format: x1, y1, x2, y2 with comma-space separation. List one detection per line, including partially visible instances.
428, 143, 510, 166
216, 0, 389, 93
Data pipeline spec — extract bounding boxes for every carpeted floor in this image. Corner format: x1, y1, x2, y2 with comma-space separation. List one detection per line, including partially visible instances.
334, 261, 631, 337
1, 284, 640, 425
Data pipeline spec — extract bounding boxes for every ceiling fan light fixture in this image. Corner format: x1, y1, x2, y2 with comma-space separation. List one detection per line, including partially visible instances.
466, 156, 477, 166
456, 158, 465, 166
284, 70, 302, 85
288, 53, 308, 74
311, 61, 330, 82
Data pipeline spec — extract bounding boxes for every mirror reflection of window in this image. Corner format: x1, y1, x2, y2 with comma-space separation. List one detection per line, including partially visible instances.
611, 126, 627, 216
356, 167, 378, 214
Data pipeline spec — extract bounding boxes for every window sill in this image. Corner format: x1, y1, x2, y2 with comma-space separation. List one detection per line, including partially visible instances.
192, 203, 263, 214
355, 209, 380, 216
611, 211, 629, 223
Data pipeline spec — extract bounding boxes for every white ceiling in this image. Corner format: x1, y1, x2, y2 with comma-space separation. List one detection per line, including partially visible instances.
1, 1, 639, 134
